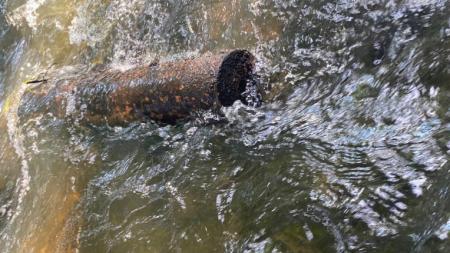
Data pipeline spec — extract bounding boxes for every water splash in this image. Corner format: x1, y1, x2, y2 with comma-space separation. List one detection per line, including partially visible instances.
6, 0, 47, 30
0, 0, 449, 252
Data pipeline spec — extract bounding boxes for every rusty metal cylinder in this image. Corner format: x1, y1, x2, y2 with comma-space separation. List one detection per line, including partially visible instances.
19, 50, 256, 125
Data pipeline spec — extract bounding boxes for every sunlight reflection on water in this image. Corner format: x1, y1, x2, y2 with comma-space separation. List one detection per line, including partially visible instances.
0, 0, 449, 252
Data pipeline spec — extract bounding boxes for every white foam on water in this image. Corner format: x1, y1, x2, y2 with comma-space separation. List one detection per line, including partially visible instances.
69, 0, 180, 68
65, 92, 76, 116
5, 82, 31, 225
0, 41, 48, 249
68, 6, 110, 46
6, 0, 47, 30
23, 0, 47, 29
409, 177, 427, 197
216, 184, 236, 223
404, 0, 446, 8
348, 199, 398, 236
435, 219, 450, 240
166, 182, 186, 210
303, 223, 314, 241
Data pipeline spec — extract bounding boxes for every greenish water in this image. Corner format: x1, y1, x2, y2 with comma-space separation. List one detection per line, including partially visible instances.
0, 0, 449, 252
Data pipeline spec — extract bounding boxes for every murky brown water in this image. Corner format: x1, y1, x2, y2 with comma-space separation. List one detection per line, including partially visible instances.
0, 0, 449, 252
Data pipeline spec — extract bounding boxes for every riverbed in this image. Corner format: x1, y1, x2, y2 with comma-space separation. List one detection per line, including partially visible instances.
0, 0, 449, 252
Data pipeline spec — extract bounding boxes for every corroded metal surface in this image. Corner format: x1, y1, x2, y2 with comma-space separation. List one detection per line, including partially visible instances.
19, 50, 255, 125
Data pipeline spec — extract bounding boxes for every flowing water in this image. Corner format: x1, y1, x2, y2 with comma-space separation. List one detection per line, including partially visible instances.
0, 0, 449, 252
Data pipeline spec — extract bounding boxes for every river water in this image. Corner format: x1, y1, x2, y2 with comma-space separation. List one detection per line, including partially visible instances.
0, 0, 449, 252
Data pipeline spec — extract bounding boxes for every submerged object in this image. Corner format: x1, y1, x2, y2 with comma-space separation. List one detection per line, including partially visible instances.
19, 50, 257, 125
